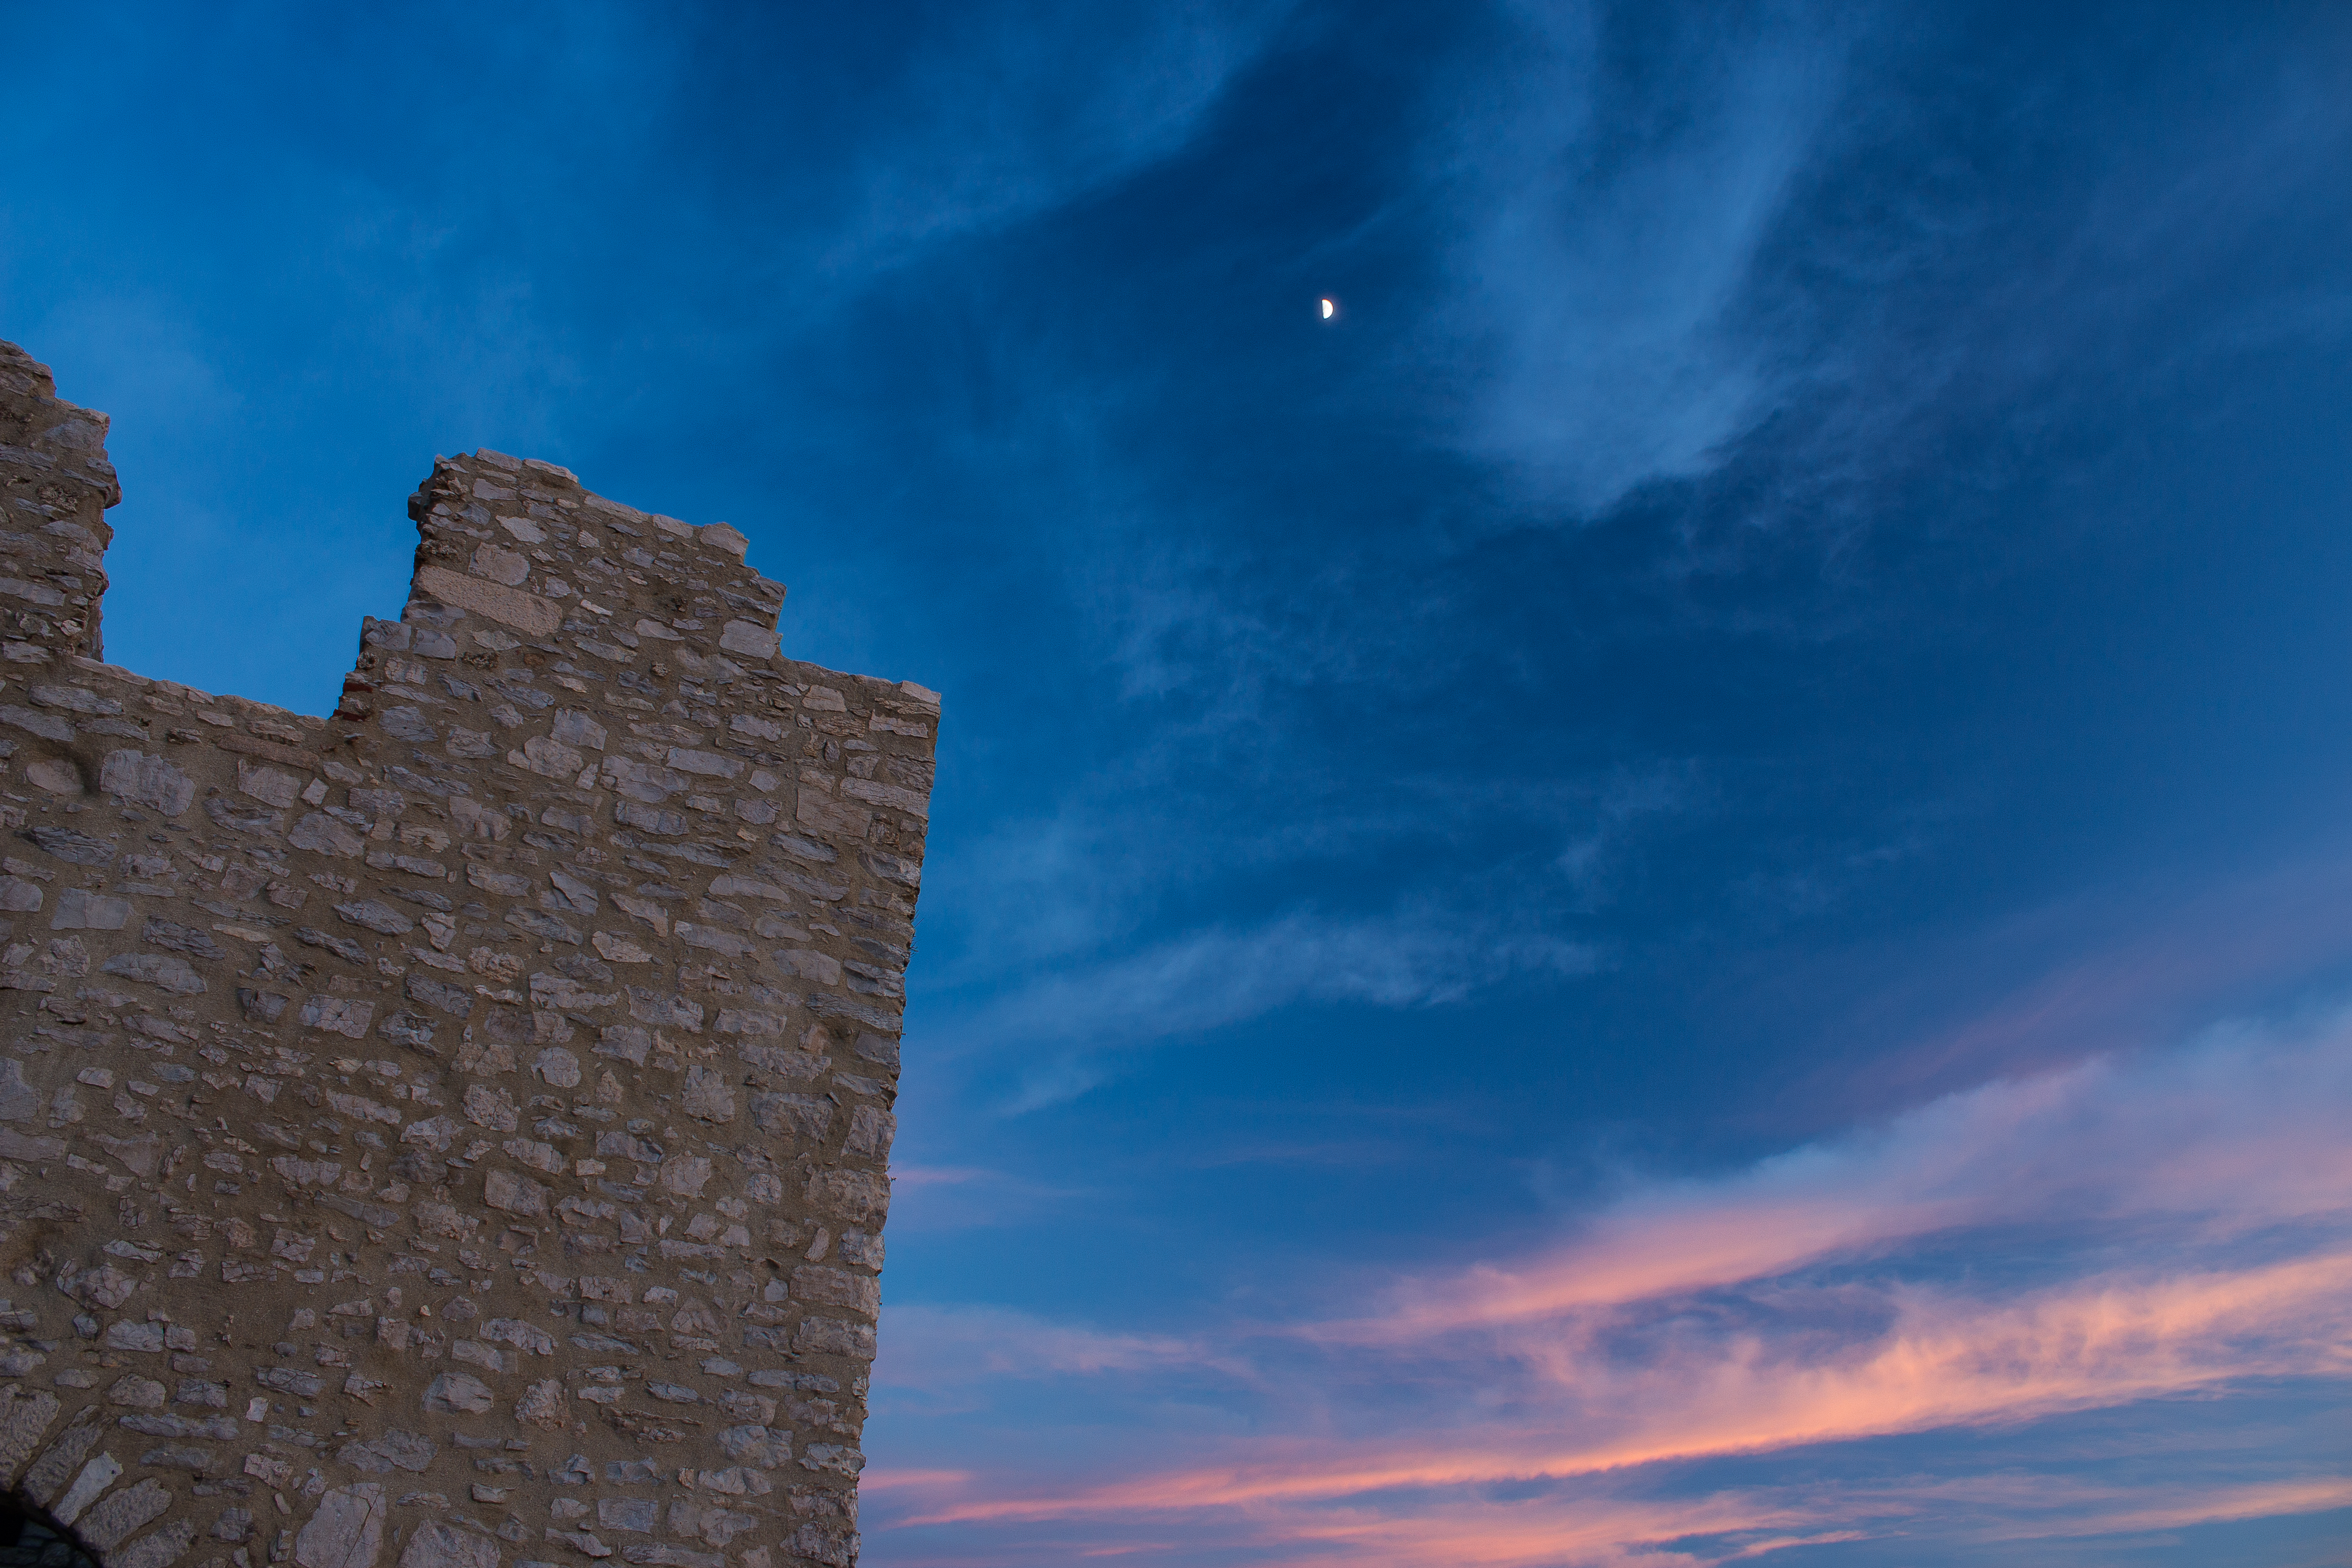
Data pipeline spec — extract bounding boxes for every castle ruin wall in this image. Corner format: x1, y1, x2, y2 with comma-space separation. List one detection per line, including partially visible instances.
0, 338, 936, 1568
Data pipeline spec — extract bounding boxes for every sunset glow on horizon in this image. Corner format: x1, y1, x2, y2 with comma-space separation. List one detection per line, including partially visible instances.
867, 1012, 2352, 1563
8, 2, 2349, 1563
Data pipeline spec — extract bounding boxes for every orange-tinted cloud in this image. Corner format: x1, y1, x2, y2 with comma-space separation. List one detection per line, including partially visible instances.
1314, 1029, 2352, 1346
910, 1250, 2352, 1526
872, 1025, 2352, 1564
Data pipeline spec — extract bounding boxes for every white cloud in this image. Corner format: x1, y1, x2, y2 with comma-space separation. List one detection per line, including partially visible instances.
1421, 3, 1849, 511
944, 908, 1595, 1112
877, 1303, 1228, 1392
822, 3, 1287, 272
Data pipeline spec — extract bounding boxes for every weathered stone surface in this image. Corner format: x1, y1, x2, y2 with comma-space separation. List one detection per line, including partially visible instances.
422, 1372, 495, 1414
21, 1412, 103, 1506
339, 1429, 434, 1473
78, 1475, 173, 1549
98, 951, 205, 994
99, 750, 195, 815
289, 810, 365, 856
294, 1482, 386, 1568
0, 1387, 62, 1481
0, 339, 936, 1568
399, 1520, 499, 1568
50, 887, 127, 929
51, 1452, 122, 1524
414, 564, 562, 637
799, 1445, 865, 1479
515, 1376, 568, 1429
112, 1519, 202, 1568
0, 1060, 39, 1123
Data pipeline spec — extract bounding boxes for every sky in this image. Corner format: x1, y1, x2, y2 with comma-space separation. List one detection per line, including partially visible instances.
4, 2, 2350, 1563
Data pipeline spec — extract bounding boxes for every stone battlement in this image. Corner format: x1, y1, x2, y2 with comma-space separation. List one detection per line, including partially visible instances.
0, 339, 937, 1568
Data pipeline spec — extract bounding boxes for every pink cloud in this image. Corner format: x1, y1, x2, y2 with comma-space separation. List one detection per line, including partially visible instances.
1806, 842, 2352, 1109
885, 1465, 2352, 1568
1314, 1023, 2352, 1344
870, 1022, 2352, 1563
910, 1250, 2352, 1524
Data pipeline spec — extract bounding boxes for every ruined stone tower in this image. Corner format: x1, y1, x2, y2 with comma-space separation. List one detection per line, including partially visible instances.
0, 339, 936, 1568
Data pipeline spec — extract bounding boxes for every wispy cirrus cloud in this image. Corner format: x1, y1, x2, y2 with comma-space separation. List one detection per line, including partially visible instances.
988, 1251, 2348, 1522
814, 2, 1291, 273
1816, 843, 2352, 1112
1320, 1021, 2352, 1344
904, 1471, 2352, 1568
1402, 0, 2352, 598
882, 1303, 1237, 1394
1423, 2, 1851, 512
941, 907, 1597, 1112
870, 1014, 2352, 1563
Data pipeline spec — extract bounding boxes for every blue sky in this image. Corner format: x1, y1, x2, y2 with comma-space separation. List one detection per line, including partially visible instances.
6, 3, 2351, 1563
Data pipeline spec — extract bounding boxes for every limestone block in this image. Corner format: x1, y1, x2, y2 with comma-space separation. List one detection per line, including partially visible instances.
294, 1483, 386, 1568
399, 1521, 497, 1568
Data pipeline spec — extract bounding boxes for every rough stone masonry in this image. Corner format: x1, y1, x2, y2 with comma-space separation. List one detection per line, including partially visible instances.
0, 338, 937, 1568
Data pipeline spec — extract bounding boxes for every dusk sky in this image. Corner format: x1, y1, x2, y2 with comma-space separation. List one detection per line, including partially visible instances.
6, 4, 2351, 1563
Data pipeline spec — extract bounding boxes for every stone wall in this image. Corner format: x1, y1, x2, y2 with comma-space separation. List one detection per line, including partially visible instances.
0, 339, 936, 1568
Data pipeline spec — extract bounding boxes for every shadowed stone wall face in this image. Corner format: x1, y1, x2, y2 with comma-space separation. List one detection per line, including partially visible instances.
0, 340, 936, 1568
